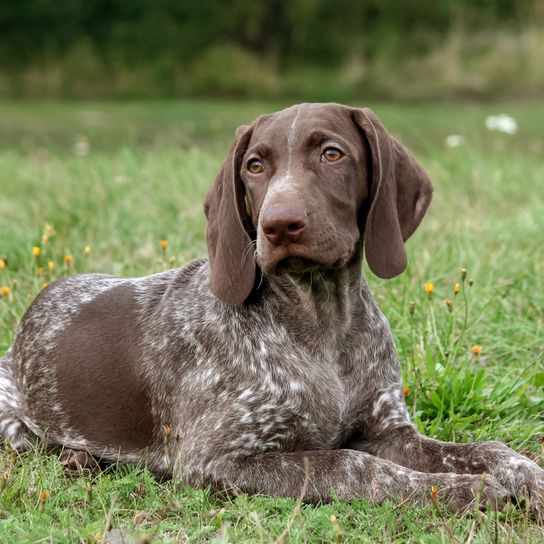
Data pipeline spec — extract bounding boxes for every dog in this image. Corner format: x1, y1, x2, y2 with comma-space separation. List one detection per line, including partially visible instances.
1, 103, 542, 516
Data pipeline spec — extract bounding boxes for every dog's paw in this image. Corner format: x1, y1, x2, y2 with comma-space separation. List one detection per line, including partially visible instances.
59, 448, 99, 477
471, 441, 544, 522
434, 473, 511, 514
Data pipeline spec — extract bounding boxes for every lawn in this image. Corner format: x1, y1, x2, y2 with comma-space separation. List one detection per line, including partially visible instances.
0, 100, 543, 542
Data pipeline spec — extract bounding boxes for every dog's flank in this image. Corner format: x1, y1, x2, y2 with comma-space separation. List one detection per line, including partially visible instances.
1, 103, 543, 518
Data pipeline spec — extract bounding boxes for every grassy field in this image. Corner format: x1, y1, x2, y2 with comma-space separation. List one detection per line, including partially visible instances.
0, 100, 543, 542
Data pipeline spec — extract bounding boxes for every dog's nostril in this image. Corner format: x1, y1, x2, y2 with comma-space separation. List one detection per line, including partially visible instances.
287, 223, 304, 232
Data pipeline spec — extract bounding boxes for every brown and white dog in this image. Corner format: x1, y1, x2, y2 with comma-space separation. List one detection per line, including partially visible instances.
1, 104, 543, 516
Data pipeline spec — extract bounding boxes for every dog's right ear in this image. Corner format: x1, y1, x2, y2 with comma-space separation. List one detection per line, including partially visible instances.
204, 125, 255, 305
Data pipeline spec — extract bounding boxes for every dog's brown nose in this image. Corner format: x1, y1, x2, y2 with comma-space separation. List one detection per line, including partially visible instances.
261, 204, 307, 245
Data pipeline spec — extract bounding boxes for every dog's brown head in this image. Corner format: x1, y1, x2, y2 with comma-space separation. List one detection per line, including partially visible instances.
204, 103, 433, 305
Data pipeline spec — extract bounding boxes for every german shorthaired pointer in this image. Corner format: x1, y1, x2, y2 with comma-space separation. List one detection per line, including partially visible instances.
1, 104, 543, 516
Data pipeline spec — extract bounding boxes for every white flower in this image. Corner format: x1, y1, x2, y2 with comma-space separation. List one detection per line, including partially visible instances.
74, 135, 90, 156
485, 114, 518, 135
445, 134, 464, 147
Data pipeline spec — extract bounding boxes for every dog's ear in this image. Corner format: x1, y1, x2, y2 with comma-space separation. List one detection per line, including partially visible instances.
352, 108, 433, 278
204, 125, 255, 305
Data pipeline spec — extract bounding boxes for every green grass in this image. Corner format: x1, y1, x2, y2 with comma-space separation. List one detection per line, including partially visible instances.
0, 100, 543, 542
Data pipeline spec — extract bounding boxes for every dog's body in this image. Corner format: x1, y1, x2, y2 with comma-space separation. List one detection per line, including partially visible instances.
1, 104, 543, 515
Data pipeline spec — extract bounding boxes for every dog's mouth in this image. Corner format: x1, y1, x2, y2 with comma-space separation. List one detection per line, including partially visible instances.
263, 253, 350, 276
257, 237, 358, 276
274, 256, 324, 274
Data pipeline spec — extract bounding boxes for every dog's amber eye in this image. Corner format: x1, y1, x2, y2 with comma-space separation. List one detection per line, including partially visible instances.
247, 159, 264, 174
322, 147, 344, 162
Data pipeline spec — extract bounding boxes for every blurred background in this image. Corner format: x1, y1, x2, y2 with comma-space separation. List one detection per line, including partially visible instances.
1, 0, 543, 102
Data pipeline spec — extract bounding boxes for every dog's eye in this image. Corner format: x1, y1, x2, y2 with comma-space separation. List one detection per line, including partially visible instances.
247, 159, 264, 174
321, 147, 344, 162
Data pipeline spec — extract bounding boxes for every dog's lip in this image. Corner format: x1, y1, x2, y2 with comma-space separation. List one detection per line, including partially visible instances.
274, 257, 323, 274
258, 246, 351, 275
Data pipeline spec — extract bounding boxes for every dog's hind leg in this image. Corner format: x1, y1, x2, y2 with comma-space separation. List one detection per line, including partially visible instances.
0, 349, 35, 450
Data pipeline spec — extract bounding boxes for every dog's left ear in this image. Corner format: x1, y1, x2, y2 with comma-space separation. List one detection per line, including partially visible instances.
352, 108, 433, 278
204, 125, 255, 305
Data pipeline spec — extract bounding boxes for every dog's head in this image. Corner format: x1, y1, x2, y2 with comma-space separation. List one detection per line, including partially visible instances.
204, 103, 433, 304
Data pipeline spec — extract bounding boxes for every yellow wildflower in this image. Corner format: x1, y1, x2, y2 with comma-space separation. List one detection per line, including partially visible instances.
471, 345, 482, 356
443, 299, 453, 312
430, 485, 439, 500
0, 258, 6, 270
424, 282, 434, 298
1, 286, 10, 297
160, 239, 168, 251
64, 255, 73, 266
454, 282, 461, 295
32, 246, 41, 257
84, 245, 91, 256
403, 385, 411, 397
40, 490, 49, 504
37, 267, 45, 277
47, 260, 55, 271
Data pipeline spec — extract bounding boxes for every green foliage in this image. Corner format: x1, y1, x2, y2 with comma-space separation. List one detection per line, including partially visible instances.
0, 1, 543, 99
0, 100, 543, 541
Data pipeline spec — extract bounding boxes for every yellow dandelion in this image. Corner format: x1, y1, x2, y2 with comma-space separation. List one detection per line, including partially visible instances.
40, 490, 49, 504
32, 246, 41, 257
47, 260, 55, 271
430, 485, 439, 500
471, 345, 482, 356
84, 245, 91, 256
443, 299, 453, 312
0, 258, 6, 270
160, 239, 168, 251
403, 385, 411, 397
1, 286, 10, 297
454, 282, 461, 295
424, 282, 434, 298
64, 255, 73, 266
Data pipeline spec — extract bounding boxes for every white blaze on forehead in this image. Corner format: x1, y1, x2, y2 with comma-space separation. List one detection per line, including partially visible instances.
260, 106, 303, 210
286, 105, 302, 174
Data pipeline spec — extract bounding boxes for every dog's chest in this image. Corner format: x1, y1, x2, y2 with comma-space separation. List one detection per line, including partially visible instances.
188, 335, 360, 454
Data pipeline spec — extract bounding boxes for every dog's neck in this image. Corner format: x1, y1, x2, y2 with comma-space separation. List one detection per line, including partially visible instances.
262, 255, 363, 356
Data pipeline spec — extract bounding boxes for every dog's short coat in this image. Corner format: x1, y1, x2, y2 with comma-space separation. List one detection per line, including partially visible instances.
1, 104, 543, 515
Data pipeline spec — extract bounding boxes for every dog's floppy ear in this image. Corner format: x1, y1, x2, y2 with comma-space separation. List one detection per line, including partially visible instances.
204, 125, 255, 305
352, 108, 433, 278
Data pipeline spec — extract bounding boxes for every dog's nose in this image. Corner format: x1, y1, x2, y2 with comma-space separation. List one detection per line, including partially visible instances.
261, 204, 307, 246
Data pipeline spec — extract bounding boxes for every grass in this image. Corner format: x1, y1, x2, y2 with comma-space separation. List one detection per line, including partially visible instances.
0, 99, 543, 542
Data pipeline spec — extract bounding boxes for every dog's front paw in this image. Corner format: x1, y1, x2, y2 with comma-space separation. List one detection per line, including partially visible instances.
472, 441, 544, 522
432, 473, 511, 513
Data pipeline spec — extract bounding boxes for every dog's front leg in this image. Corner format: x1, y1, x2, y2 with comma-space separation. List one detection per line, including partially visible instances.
353, 389, 544, 520
182, 449, 507, 511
